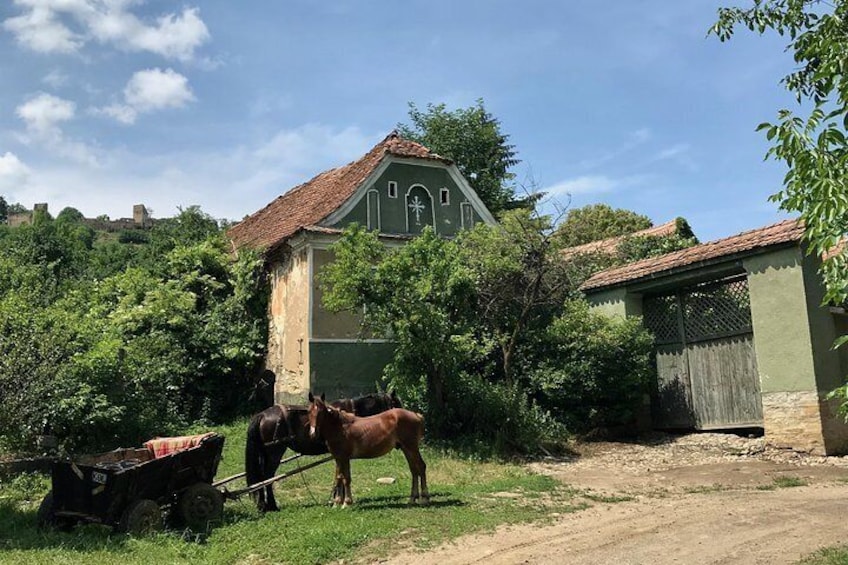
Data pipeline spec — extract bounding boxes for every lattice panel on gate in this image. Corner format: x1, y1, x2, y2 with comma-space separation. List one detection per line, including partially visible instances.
643, 294, 680, 345
682, 276, 752, 342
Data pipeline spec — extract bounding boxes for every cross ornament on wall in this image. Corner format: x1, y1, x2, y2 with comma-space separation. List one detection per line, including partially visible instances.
408, 195, 426, 225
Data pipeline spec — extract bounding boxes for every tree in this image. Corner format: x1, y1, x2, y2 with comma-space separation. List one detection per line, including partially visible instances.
397, 100, 520, 214
712, 1, 848, 413
555, 204, 653, 247
712, 1, 848, 305
0, 196, 7, 224
459, 209, 572, 383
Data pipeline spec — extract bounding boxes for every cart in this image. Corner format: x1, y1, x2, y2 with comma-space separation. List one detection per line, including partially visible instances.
37, 432, 226, 535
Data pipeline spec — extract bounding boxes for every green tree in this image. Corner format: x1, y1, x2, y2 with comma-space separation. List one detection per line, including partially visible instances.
397, 100, 520, 214
0, 196, 7, 224
459, 210, 572, 383
712, 1, 848, 413
556, 204, 653, 247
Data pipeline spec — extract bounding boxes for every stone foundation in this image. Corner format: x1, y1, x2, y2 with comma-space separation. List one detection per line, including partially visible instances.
762, 391, 848, 455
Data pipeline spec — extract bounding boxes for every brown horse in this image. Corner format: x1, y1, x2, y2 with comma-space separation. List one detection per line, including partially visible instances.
245, 391, 401, 512
307, 392, 429, 507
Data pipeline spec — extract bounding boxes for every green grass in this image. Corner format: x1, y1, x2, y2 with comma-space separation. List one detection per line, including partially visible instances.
800, 545, 848, 564
0, 419, 580, 564
771, 476, 807, 488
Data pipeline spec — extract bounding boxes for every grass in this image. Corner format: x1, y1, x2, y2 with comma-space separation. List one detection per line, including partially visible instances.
0, 419, 580, 564
801, 545, 848, 564
771, 476, 807, 488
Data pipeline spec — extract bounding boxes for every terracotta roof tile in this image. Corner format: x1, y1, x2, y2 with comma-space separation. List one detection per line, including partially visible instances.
580, 218, 804, 292
560, 220, 680, 259
227, 132, 449, 252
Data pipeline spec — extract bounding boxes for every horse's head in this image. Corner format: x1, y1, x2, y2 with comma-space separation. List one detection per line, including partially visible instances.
307, 391, 333, 440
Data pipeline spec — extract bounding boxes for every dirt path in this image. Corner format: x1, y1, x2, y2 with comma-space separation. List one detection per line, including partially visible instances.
382, 433, 848, 565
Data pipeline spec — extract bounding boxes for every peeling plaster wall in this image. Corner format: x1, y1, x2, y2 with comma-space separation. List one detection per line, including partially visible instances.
267, 247, 311, 405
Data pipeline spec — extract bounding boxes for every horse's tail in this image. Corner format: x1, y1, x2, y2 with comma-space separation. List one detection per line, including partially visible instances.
245, 412, 265, 489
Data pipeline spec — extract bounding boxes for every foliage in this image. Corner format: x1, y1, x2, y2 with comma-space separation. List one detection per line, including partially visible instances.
0, 195, 6, 224
321, 225, 481, 434
0, 208, 268, 452
458, 209, 572, 382
712, 0, 848, 415
397, 99, 521, 214
556, 204, 653, 247
321, 217, 654, 450
527, 300, 654, 431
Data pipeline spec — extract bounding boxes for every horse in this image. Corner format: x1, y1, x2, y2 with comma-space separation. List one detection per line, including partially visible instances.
245, 391, 402, 512
307, 392, 428, 508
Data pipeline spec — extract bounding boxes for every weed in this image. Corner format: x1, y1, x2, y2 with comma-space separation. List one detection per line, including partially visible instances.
772, 476, 807, 488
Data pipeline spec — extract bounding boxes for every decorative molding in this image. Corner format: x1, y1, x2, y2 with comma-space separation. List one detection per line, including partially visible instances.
366, 189, 381, 231
405, 183, 436, 234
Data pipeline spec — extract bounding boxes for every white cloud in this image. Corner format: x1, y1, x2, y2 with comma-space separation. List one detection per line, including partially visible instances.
16, 93, 98, 166
98, 68, 195, 124
543, 174, 649, 197
5, 125, 379, 222
42, 69, 69, 88
0, 152, 31, 192
3, 1, 210, 61
16, 93, 75, 137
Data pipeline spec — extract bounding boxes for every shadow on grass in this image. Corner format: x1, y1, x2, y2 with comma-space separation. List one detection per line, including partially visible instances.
314, 492, 465, 511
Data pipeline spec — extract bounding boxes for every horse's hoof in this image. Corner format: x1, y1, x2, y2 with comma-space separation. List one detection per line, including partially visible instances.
419, 498, 430, 506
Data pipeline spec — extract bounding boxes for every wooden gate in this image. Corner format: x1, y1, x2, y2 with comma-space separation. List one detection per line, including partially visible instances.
643, 275, 763, 430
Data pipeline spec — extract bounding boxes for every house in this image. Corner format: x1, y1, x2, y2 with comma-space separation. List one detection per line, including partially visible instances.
228, 132, 497, 404
581, 219, 848, 455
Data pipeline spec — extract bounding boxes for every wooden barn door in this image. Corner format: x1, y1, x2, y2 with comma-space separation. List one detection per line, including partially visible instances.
643, 275, 763, 430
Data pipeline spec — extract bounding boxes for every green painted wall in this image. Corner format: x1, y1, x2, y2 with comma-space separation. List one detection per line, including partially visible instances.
312, 247, 367, 339
331, 162, 482, 236
801, 253, 845, 391
586, 287, 643, 319
744, 247, 818, 393
309, 341, 396, 399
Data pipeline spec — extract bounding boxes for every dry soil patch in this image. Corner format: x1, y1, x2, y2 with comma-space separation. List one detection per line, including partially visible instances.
379, 432, 848, 565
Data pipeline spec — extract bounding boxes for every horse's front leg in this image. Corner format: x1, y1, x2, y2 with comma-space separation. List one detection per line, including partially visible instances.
331, 462, 344, 506
339, 459, 353, 507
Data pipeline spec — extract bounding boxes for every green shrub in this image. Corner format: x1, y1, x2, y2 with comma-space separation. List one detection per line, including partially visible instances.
528, 299, 654, 432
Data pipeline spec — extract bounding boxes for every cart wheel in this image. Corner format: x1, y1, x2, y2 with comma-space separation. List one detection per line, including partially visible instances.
37, 491, 75, 532
178, 483, 224, 532
119, 499, 163, 535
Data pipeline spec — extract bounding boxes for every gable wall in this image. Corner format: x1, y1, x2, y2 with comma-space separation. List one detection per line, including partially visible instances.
329, 162, 482, 236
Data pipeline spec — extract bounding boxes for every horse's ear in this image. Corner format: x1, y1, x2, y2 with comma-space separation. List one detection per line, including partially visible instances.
320, 392, 326, 402
390, 390, 398, 400
308, 391, 314, 403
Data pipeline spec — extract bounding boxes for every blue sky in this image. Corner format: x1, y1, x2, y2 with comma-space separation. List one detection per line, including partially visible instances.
0, 0, 798, 241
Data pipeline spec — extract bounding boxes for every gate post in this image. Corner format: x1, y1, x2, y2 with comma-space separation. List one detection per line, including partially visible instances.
745, 246, 848, 455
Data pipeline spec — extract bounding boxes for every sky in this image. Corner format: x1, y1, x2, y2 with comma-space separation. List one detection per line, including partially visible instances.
0, 0, 800, 242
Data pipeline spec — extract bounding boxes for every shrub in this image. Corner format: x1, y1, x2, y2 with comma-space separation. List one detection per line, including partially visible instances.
528, 299, 654, 432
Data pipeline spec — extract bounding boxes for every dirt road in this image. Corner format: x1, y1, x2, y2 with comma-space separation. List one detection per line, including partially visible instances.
383, 433, 848, 565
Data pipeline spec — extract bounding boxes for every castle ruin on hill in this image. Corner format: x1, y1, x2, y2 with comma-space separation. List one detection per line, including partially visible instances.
7, 203, 154, 231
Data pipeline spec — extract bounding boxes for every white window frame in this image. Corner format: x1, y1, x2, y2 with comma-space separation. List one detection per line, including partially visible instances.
440, 187, 450, 206
387, 181, 398, 198
366, 189, 381, 231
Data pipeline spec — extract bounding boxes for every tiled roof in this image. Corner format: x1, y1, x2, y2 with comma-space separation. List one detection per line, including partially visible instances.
560, 220, 680, 259
581, 218, 804, 292
227, 132, 450, 252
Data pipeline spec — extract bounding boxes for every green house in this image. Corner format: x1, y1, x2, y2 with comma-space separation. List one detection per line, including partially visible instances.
228, 132, 497, 404
579, 219, 848, 455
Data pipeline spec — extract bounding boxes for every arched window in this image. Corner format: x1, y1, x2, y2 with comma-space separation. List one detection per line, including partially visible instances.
405, 184, 435, 234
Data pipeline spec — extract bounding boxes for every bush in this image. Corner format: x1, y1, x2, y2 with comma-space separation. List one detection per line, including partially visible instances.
528, 299, 654, 432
